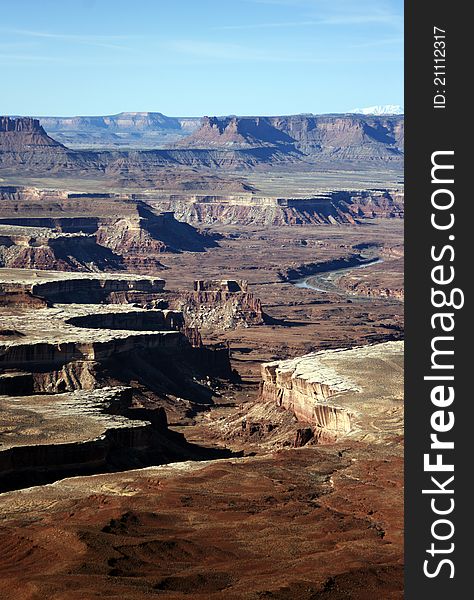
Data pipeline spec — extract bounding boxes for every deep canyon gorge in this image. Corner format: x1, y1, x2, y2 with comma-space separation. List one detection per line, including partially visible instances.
0, 112, 404, 599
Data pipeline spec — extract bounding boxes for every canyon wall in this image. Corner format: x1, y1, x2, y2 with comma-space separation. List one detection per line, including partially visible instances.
0, 271, 166, 305
260, 354, 355, 442
1, 115, 404, 181
0, 228, 125, 272
148, 189, 404, 226
260, 342, 404, 444
178, 114, 404, 161
0, 189, 219, 273
0, 266, 239, 492
0, 387, 155, 491
168, 280, 264, 330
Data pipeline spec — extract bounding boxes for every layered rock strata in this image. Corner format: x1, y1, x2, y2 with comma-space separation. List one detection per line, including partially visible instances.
0, 117, 64, 150
0, 115, 404, 184
0, 305, 185, 368
178, 114, 404, 161
0, 271, 236, 492
0, 269, 166, 306
0, 187, 404, 250
148, 189, 404, 226
0, 225, 125, 272
0, 269, 233, 419
0, 189, 218, 273
169, 280, 264, 330
0, 117, 295, 178
260, 341, 403, 443
0, 387, 156, 490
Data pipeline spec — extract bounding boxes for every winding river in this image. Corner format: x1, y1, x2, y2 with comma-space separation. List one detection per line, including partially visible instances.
293, 258, 386, 301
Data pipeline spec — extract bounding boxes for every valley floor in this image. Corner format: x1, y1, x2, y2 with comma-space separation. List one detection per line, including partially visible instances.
0, 196, 404, 598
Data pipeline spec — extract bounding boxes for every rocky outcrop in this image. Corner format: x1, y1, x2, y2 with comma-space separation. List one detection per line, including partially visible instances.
0, 302, 195, 369
194, 280, 248, 293
0, 226, 125, 272
0, 270, 166, 305
0, 271, 234, 412
148, 189, 404, 226
178, 114, 404, 162
261, 357, 354, 441
260, 342, 404, 444
0, 258, 239, 496
177, 116, 295, 148
0, 117, 92, 172
1, 117, 42, 132
0, 387, 153, 490
169, 280, 264, 330
0, 189, 219, 273
0, 117, 64, 149
95, 204, 218, 270
0, 330, 184, 368
0, 385, 226, 492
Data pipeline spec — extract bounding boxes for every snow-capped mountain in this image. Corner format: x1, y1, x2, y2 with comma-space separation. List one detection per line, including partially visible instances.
350, 105, 404, 115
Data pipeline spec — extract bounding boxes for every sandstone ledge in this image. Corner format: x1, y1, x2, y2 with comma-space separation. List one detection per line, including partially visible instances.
0, 304, 187, 367
260, 341, 403, 443
0, 267, 164, 290
0, 387, 145, 450
0, 387, 160, 491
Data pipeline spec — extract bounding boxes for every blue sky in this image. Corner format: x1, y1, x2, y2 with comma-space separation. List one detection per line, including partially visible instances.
1, 0, 403, 117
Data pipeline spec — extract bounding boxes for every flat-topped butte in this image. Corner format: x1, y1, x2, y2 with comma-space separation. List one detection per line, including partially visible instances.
261, 341, 403, 443
0, 267, 164, 287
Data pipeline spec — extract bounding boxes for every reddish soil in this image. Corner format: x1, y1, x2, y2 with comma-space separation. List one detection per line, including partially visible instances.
0, 443, 403, 600
0, 218, 404, 599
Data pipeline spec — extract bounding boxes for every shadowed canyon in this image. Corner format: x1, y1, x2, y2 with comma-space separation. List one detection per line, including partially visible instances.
0, 112, 404, 599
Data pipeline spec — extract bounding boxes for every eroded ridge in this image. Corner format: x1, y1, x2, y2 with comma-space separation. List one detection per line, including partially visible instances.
0, 268, 239, 492
260, 341, 403, 443
0, 387, 154, 490
168, 279, 264, 330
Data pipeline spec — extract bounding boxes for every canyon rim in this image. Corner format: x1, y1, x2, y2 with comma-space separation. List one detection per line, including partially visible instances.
0, 2, 405, 599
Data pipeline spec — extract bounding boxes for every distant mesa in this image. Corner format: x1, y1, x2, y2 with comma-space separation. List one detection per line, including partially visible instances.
0, 112, 404, 181
37, 112, 202, 149
179, 113, 404, 161
41, 111, 182, 131
0, 116, 254, 189
180, 116, 297, 149
0, 116, 65, 150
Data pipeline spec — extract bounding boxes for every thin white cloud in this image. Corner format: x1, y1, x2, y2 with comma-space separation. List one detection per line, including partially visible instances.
0, 53, 70, 63
352, 36, 403, 48
164, 38, 401, 64
1, 28, 130, 50
213, 20, 322, 30
214, 13, 400, 30
242, 0, 403, 29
